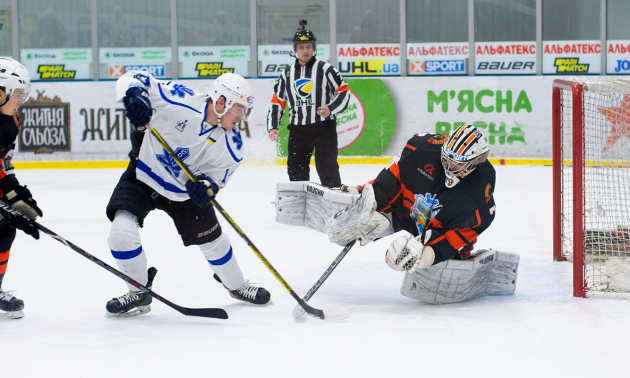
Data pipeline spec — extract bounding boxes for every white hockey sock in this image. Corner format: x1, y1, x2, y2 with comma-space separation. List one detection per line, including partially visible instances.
107, 210, 148, 292
199, 233, 244, 290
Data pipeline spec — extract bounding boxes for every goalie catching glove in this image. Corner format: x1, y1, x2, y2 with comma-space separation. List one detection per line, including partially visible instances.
386, 231, 435, 273
325, 184, 390, 246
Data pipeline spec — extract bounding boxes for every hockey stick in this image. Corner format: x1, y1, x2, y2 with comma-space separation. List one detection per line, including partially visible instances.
292, 240, 356, 319
149, 125, 350, 321
0, 200, 228, 320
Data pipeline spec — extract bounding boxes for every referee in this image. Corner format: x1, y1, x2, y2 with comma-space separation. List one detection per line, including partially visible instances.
267, 20, 351, 188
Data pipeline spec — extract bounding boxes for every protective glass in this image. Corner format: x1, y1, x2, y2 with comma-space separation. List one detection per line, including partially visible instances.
11, 85, 30, 104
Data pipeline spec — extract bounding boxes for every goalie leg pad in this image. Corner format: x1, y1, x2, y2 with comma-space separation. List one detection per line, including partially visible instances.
400, 250, 520, 304
325, 184, 391, 246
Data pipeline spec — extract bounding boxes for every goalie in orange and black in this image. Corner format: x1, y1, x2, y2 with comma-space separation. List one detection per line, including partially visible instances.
327, 123, 496, 274
0, 58, 43, 319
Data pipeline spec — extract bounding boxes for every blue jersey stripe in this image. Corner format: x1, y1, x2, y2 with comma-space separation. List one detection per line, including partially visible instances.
207, 247, 233, 266
137, 159, 187, 194
157, 83, 201, 114
111, 246, 143, 260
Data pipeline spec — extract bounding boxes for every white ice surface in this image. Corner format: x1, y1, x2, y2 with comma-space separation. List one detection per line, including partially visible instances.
2, 165, 629, 377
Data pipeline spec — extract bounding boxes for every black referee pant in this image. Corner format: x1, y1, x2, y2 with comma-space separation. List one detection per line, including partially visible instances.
287, 120, 341, 188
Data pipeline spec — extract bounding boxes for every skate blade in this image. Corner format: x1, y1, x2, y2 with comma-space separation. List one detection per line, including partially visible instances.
0, 310, 24, 320
105, 305, 151, 319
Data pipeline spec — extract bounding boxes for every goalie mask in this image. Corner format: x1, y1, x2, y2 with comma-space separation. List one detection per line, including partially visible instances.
209, 73, 254, 123
0, 57, 31, 106
441, 124, 489, 188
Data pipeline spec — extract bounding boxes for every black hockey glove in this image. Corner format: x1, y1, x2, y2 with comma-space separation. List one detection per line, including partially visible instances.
5, 185, 43, 220
2, 210, 39, 240
185, 174, 219, 208
123, 87, 152, 131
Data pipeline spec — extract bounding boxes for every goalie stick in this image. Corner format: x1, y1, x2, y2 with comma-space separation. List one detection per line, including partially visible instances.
292, 240, 356, 319
0, 200, 228, 320
149, 125, 350, 321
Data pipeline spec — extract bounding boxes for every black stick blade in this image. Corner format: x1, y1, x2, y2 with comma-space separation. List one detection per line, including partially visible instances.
179, 307, 229, 319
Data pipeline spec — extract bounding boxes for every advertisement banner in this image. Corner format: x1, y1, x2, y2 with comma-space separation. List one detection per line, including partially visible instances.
475, 42, 536, 75
179, 46, 250, 78
100, 47, 171, 78
606, 40, 630, 75
543, 40, 601, 74
337, 44, 401, 76
18, 92, 71, 153
21, 48, 92, 80
275, 79, 396, 156
258, 44, 330, 77
12, 76, 566, 162
407, 42, 468, 75
381, 76, 552, 158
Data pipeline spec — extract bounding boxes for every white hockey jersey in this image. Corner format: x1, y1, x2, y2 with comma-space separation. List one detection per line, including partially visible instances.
116, 71, 244, 202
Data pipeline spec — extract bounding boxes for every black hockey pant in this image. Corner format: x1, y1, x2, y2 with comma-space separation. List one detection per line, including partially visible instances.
287, 120, 342, 188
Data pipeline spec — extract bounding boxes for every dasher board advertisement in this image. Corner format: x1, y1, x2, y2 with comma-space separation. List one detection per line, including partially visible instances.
337, 44, 401, 76
542, 40, 601, 74
607, 40, 630, 75
21, 48, 92, 80
258, 44, 330, 77
101, 47, 172, 78
179, 46, 250, 78
407, 42, 469, 75
474, 42, 536, 75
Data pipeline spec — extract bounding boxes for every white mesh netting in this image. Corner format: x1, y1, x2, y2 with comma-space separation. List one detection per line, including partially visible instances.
559, 77, 630, 293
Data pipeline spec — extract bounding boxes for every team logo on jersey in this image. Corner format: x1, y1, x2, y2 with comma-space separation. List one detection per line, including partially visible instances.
428, 134, 448, 144
411, 193, 442, 234
156, 147, 190, 177
295, 78, 314, 98
485, 183, 492, 203
170, 83, 195, 98
175, 120, 188, 132
231, 130, 243, 150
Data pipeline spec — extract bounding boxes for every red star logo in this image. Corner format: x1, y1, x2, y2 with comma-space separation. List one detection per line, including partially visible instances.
597, 94, 630, 151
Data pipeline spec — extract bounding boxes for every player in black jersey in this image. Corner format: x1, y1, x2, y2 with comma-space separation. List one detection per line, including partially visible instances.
0, 58, 43, 319
267, 20, 350, 187
327, 123, 496, 273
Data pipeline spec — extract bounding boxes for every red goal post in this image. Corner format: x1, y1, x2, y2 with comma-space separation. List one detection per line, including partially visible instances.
552, 78, 630, 299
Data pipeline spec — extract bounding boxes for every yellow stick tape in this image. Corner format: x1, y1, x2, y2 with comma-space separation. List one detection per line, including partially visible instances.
12, 157, 553, 169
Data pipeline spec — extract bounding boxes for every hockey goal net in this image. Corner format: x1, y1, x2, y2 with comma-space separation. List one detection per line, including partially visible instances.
553, 78, 630, 298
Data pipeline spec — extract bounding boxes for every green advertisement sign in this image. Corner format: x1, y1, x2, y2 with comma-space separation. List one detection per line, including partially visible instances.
276, 78, 396, 156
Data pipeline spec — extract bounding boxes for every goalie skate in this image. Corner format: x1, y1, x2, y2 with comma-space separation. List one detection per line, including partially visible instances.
0, 289, 24, 320
105, 267, 157, 318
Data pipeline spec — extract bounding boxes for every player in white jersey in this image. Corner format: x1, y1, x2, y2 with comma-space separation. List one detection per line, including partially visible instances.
104, 71, 271, 317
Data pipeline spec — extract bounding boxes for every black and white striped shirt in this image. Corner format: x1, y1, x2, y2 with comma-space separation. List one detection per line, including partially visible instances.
267, 57, 351, 131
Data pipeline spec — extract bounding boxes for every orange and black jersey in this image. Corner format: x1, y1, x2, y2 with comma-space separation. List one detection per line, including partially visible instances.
0, 113, 21, 195
369, 132, 496, 265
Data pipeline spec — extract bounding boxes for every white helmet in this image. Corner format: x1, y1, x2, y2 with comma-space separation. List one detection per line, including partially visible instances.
209, 73, 254, 121
0, 57, 31, 104
441, 123, 489, 188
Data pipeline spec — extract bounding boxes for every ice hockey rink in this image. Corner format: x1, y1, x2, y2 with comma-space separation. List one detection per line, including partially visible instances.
3, 164, 629, 378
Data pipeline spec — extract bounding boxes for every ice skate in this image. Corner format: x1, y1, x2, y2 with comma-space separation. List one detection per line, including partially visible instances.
213, 274, 271, 305
0, 289, 25, 320
105, 267, 157, 318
